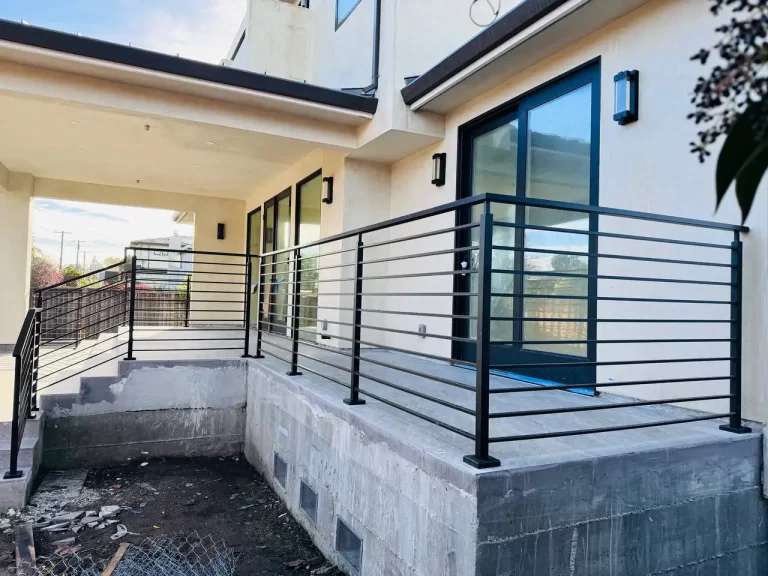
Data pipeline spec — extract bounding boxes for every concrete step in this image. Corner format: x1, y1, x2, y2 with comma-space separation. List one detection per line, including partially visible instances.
0, 413, 44, 512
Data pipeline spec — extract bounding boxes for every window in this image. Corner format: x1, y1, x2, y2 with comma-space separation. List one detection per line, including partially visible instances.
336, 519, 363, 573
153, 250, 169, 256
299, 481, 318, 524
336, 0, 363, 29
273, 453, 287, 488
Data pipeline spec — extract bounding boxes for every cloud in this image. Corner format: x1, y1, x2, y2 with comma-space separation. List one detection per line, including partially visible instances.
35, 199, 129, 222
134, 0, 246, 64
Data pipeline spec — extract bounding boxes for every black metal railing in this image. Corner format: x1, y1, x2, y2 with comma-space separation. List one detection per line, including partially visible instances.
3, 308, 39, 479
253, 193, 750, 468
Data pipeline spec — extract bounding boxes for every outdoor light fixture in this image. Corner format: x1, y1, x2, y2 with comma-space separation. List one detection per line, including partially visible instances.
322, 176, 334, 204
614, 70, 639, 125
217, 223, 225, 240
432, 153, 446, 187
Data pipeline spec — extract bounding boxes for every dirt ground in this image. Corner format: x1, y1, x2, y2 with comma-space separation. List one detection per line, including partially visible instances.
1, 457, 341, 575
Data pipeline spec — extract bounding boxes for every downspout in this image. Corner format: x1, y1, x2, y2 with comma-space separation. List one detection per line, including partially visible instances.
341, 0, 381, 96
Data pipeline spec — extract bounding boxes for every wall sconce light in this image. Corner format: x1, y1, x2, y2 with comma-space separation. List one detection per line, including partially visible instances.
432, 153, 446, 187
613, 70, 639, 125
322, 176, 334, 204
217, 223, 226, 240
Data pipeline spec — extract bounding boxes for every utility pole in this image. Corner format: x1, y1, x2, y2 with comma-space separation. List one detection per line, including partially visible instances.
54, 231, 71, 270
75, 240, 86, 270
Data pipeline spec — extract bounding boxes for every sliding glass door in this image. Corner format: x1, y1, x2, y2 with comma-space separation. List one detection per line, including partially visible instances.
246, 207, 261, 327
457, 65, 599, 385
263, 188, 292, 335
296, 171, 322, 340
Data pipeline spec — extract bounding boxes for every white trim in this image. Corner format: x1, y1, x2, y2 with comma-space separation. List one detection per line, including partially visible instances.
409, 0, 592, 111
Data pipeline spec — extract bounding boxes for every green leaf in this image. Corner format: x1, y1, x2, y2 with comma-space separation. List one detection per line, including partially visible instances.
715, 103, 763, 208
735, 138, 768, 223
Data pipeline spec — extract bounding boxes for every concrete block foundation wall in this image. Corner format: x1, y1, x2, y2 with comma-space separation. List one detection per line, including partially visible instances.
25, 357, 768, 574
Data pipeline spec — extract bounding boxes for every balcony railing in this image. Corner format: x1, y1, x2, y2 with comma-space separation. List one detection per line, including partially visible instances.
4, 193, 750, 478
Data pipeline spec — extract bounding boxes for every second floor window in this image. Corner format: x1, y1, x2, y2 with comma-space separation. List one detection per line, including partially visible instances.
336, 0, 363, 29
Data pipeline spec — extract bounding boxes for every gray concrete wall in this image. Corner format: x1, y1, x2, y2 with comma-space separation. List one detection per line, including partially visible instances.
476, 435, 768, 575
243, 360, 479, 576
41, 360, 246, 468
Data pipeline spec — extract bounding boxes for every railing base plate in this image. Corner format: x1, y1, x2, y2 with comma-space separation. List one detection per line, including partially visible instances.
252, 354, 265, 359
3, 470, 24, 480
124, 357, 136, 361
463, 455, 501, 469
344, 398, 366, 406
286, 371, 303, 376
719, 424, 753, 434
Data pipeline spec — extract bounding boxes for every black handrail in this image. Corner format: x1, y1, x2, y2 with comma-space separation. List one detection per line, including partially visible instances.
4, 309, 37, 479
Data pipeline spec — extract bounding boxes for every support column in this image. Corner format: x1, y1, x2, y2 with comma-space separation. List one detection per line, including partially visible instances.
0, 172, 33, 347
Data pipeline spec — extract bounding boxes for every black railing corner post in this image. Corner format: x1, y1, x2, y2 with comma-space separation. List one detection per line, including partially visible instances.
720, 233, 751, 434
242, 261, 253, 358
253, 259, 265, 359
464, 203, 500, 469
125, 254, 137, 361
286, 248, 303, 376
31, 306, 42, 412
3, 354, 23, 479
184, 275, 191, 329
345, 234, 366, 406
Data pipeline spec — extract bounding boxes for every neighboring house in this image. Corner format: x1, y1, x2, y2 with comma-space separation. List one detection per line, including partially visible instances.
129, 234, 193, 289
0, 1, 767, 574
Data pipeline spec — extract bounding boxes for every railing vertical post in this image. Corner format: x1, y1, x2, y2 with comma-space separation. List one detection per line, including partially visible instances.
184, 275, 191, 328
242, 260, 252, 358
345, 234, 366, 406
253, 260, 265, 359
286, 248, 303, 375
720, 233, 751, 434
125, 254, 137, 361
3, 355, 22, 479
464, 203, 500, 468
74, 287, 82, 348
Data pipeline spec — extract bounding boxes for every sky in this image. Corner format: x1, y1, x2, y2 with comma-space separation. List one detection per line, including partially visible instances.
0, 0, 246, 64
33, 199, 194, 269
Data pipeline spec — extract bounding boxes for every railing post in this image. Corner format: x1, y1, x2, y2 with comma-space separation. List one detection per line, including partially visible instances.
125, 254, 137, 361
185, 275, 191, 328
345, 234, 366, 406
75, 287, 82, 348
253, 260, 265, 359
719, 233, 751, 434
464, 204, 500, 469
286, 248, 303, 375
3, 355, 23, 479
31, 301, 41, 412
242, 261, 252, 358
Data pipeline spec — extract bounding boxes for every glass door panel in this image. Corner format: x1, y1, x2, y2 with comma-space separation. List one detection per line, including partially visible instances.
272, 194, 292, 334
296, 173, 322, 340
263, 202, 275, 329
523, 84, 592, 357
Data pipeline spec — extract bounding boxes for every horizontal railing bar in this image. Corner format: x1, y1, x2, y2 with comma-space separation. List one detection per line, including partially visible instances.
357, 323, 476, 343
490, 375, 732, 394
135, 308, 236, 313
484, 192, 747, 232
262, 331, 355, 359
136, 337, 245, 342
490, 337, 733, 346
490, 356, 733, 369
357, 387, 475, 440
138, 269, 246, 277
39, 338, 80, 358
132, 247, 248, 258
293, 261, 356, 274
489, 413, 732, 443
358, 339, 474, 366
137, 319, 243, 323
259, 348, 353, 389
362, 222, 480, 250
135, 257, 247, 267
490, 244, 733, 269
39, 311, 126, 345
261, 292, 474, 297
361, 245, 478, 267
136, 289, 244, 295
261, 339, 353, 374
493, 220, 734, 250
41, 282, 128, 310
36, 353, 127, 392
132, 347, 244, 352
40, 273, 127, 298
260, 246, 356, 264
356, 355, 475, 392
355, 370, 475, 415
38, 261, 126, 292
136, 278, 243, 286
189, 299, 246, 304
360, 308, 475, 320
489, 293, 733, 305
264, 302, 355, 312
133, 328, 243, 332
39, 333, 124, 369
488, 317, 733, 323
38, 341, 127, 381
490, 268, 732, 287
362, 270, 476, 281
490, 394, 733, 419
260, 277, 355, 286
